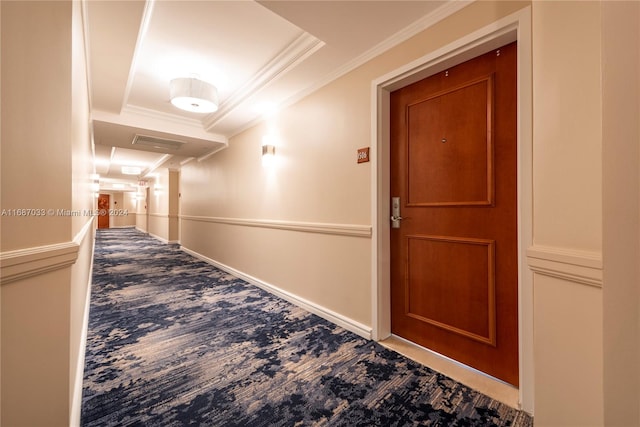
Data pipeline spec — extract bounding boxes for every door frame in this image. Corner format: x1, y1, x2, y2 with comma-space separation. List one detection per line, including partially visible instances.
369, 7, 533, 412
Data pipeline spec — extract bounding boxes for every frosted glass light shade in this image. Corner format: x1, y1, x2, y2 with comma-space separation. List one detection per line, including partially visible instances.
170, 77, 219, 113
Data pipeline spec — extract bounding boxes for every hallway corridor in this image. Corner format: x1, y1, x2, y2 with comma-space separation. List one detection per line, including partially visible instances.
81, 228, 532, 426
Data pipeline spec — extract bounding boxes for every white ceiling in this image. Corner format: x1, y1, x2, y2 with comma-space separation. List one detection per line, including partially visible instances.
85, 0, 452, 190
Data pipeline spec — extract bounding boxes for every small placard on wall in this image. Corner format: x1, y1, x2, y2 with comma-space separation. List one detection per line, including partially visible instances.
357, 147, 370, 163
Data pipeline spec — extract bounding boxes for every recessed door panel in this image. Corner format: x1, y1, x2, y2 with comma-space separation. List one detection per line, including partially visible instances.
407, 77, 494, 206
405, 235, 496, 345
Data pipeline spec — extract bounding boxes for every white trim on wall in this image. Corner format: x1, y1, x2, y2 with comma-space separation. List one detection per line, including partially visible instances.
181, 246, 372, 340
0, 242, 78, 285
181, 215, 372, 238
147, 232, 169, 244
370, 7, 534, 414
527, 245, 603, 288
0, 217, 95, 285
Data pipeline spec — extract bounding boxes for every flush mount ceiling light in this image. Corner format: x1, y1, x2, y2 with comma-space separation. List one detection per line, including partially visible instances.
122, 166, 142, 175
169, 77, 219, 114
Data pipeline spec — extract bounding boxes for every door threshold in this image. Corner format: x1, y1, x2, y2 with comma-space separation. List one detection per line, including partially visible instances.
379, 335, 520, 409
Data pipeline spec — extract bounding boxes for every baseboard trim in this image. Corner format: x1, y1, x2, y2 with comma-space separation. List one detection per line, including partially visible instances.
0, 217, 94, 285
180, 215, 372, 238
526, 245, 603, 287
147, 232, 169, 244
181, 246, 372, 340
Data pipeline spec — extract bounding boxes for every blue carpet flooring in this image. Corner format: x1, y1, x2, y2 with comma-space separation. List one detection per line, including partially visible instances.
81, 228, 533, 426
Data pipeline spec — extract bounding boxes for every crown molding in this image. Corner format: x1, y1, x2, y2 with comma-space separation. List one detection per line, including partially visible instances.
142, 153, 173, 177
203, 32, 325, 131
307, 0, 474, 94
228, 0, 473, 138
197, 145, 229, 163
180, 157, 195, 166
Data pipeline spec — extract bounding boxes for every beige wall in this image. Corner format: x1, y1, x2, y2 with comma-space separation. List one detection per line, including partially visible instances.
601, 1, 640, 426
531, 1, 604, 425
169, 170, 180, 242
148, 169, 171, 242
0, 0, 637, 425
136, 187, 148, 232
1, 1, 94, 425
1, 1, 72, 250
531, 2, 640, 426
69, 1, 96, 425
109, 192, 137, 228
532, 1, 603, 252
181, 0, 640, 424
180, 0, 529, 367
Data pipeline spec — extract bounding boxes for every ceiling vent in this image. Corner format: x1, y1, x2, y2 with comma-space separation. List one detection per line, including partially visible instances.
132, 134, 185, 151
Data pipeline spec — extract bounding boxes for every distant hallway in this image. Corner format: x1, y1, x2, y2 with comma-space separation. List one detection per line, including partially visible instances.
81, 228, 533, 426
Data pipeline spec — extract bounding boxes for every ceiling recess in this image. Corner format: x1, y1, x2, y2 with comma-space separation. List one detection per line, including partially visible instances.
132, 134, 185, 151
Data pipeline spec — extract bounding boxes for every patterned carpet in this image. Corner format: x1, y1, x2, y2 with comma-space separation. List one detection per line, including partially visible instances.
81, 228, 533, 426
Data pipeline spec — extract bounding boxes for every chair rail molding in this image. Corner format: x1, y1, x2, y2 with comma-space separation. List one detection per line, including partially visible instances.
0, 217, 94, 285
180, 215, 372, 238
526, 245, 603, 288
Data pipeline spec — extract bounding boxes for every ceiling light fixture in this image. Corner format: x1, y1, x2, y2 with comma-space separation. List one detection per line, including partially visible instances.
169, 77, 218, 114
122, 166, 142, 175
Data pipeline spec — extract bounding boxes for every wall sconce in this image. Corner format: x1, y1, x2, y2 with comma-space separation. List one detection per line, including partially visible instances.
90, 174, 100, 198
154, 185, 162, 196
262, 144, 276, 156
262, 135, 277, 167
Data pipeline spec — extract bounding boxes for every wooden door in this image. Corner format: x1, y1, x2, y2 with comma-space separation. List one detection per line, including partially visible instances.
390, 42, 518, 386
97, 194, 110, 229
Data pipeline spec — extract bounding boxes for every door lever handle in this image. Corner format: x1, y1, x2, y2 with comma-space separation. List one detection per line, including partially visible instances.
391, 197, 402, 228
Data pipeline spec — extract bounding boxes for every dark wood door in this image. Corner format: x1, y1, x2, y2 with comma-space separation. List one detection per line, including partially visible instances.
390, 42, 518, 386
97, 194, 110, 229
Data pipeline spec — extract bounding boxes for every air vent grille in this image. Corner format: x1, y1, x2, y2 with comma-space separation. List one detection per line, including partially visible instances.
132, 134, 185, 151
